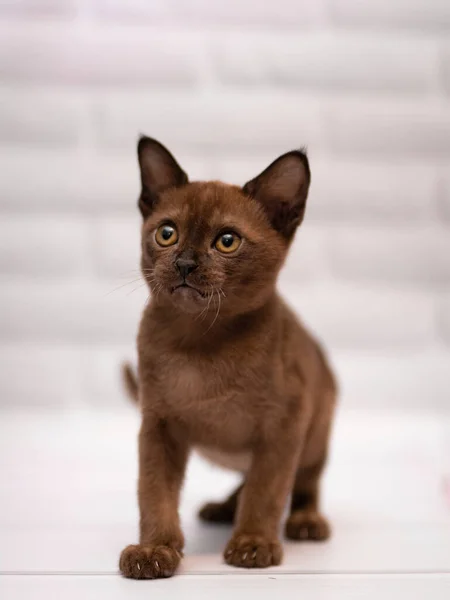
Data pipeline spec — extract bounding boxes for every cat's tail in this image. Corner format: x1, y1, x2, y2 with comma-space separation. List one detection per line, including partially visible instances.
121, 362, 139, 405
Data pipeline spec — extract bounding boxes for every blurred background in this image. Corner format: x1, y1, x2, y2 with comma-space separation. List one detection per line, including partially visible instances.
0, 0, 449, 414
1, 2, 450, 594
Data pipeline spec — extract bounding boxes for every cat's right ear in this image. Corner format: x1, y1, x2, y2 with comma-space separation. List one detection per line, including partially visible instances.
137, 136, 188, 218
243, 150, 310, 240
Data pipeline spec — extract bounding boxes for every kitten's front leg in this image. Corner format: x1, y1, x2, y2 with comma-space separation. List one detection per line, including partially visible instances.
120, 416, 189, 579
224, 430, 301, 569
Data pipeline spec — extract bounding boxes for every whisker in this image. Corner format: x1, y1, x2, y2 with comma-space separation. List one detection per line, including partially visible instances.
203, 289, 221, 335
105, 277, 144, 297
116, 268, 154, 279
195, 286, 213, 321
126, 282, 148, 296
153, 283, 163, 302
200, 286, 215, 322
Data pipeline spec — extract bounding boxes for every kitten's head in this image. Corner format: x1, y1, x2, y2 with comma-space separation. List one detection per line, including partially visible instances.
137, 137, 310, 316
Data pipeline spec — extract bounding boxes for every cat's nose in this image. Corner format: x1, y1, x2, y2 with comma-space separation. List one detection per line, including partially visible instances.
175, 257, 198, 279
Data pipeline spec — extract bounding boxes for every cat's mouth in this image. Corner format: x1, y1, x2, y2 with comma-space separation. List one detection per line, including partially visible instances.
171, 283, 206, 298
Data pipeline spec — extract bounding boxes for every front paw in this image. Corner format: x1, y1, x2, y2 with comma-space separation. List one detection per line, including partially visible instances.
119, 544, 182, 579
224, 534, 282, 568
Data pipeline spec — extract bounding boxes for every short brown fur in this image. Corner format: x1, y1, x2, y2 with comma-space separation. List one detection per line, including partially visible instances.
119, 137, 337, 579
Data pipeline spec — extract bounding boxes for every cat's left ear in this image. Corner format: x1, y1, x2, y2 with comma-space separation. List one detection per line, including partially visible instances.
243, 150, 310, 239
137, 136, 188, 218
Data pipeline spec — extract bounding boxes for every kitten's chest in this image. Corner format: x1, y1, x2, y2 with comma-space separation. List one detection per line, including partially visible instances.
158, 349, 242, 400
153, 352, 258, 445
163, 354, 242, 411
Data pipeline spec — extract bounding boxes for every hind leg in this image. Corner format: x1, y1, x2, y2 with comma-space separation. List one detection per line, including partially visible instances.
285, 459, 330, 542
198, 483, 243, 524
286, 365, 336, 543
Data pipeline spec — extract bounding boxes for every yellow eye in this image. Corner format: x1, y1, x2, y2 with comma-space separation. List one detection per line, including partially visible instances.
215, 232, 241, 254
155, 224, 178, 247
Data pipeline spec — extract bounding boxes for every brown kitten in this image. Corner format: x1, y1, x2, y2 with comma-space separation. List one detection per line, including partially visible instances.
119, 137, 337, 579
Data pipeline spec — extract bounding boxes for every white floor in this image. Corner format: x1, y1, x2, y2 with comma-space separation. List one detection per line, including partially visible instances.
1, 408, 449, 599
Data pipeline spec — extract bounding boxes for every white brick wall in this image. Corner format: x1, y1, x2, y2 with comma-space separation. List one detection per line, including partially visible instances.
93, 216, 141, 278
329, 0, 450, 31
0, 0, 449, 412
326, 100, 450, 157
440, 295, 450, 342
0, 281, 145, 343
215, 33, 439, 93
0, 87, 84, 146
282, 283, 436, 350
329, 226, 450, 285
95, 91, 325, 154
440, 168, 450, 220
0, 0, 76, 19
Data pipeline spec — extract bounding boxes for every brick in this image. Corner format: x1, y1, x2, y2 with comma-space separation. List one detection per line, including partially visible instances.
92, 0, 171, 21
440, 166, 450, 220
329, 227, 450, 285
178, 0, 327, 27
0, 343, 82, 408
93, 1, 325, 28
96, 91, 324, 154
279, 227, 329, 284
440, 294, 450, 343
0, 0, 76, 18
0, 87, 83, 146
0, 149, 136, 212
330, 0, 450, 31
0, 215, 90, 277
310, 160, 439, 223
442, 46, 450, 96
334, 351, 450, 411
326, 100, 450, 157
216, 33, 438, 93
280, 283, 436, 350
215, 156, 284, 186
0, 24, 201, 86
217, 157, 438, 223
92, 216, 142, 279
0, 149, 214, 213
0, 282, 146, 344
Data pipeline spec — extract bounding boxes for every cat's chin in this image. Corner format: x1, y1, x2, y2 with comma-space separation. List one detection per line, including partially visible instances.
170, 284, 207, 314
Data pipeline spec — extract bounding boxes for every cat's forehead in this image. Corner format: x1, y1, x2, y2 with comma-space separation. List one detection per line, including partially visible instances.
148, 181, 267, 232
